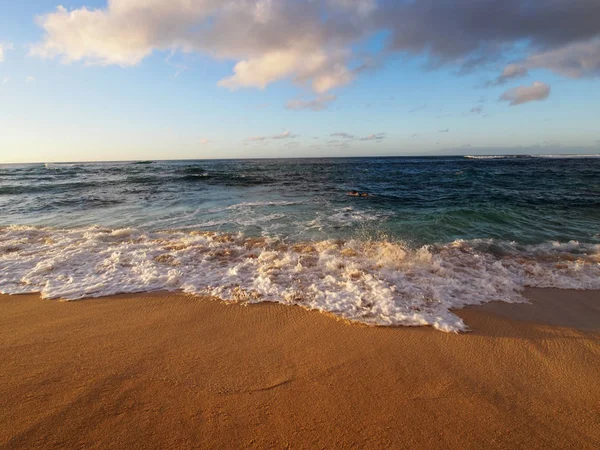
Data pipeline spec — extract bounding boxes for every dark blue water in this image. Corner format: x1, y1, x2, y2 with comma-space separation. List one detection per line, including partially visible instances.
1, 156, 599, 246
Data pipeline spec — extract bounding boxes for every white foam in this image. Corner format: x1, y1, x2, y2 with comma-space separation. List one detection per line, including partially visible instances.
1, 226, 599, 332
44, 163, 78, 170
465, 154, 600, 160
203, 201, 303, 214
328, 207, 392, 224
225, 201, 303, 210
464, 155, 516, 160
531, 154, 600, 159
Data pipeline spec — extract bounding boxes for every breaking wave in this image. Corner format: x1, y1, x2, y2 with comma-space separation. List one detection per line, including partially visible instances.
1, 225, 598, 332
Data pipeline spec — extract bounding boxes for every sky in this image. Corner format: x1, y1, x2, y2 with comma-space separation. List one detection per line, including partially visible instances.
1, 0, 600, 163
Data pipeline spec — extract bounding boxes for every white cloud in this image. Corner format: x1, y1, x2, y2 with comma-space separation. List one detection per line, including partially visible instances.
271, 130, 296, 140
286, 94, 337, 111
32, 1, 369, 93
358, 133, 385, 141
325, 139, 350, 148
172, 64, 189, 79
0, 42, 14, 63
330, 132, 355, 139
31, 5, 153, 66
246, 136, 267, 142
30, 0, 600, 97
200, 139, 211, 145
245, 130, 297, 142
500, 81, 551, 106
218, 48, 354, 93
26, 76, 36, 83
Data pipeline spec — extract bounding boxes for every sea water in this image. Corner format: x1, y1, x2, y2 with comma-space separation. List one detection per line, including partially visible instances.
1, 156, 599, 331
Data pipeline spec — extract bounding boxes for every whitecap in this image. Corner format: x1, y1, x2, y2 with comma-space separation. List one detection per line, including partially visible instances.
1, 226, 599, 332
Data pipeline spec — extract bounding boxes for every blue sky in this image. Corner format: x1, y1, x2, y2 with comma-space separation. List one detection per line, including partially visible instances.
1, 0, 600, 163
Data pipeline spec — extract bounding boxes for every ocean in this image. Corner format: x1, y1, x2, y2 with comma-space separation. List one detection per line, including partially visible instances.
1, 155, 599, 331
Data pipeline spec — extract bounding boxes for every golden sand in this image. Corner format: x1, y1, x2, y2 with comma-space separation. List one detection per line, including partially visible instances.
1, 288, 599, 449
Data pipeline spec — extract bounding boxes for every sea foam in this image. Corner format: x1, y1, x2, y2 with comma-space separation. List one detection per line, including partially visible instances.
1, 225, 599, 332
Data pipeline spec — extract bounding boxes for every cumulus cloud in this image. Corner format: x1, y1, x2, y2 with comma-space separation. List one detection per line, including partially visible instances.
32, 0, 370, 93
500, 81, 551, 106
245, 130, 297, 142
286, 94, 337, 111
30, 0, 600, 94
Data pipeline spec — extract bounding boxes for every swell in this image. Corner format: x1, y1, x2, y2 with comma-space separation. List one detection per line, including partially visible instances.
180, 172, 275, 186
0, 173, 275, 195
0, 181, 102, 195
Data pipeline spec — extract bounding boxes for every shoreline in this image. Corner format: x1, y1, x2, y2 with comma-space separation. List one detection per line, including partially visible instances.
1, 288, 599, 448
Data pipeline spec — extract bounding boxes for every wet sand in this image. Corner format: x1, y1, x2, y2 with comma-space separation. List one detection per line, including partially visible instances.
1, 288, 599, 449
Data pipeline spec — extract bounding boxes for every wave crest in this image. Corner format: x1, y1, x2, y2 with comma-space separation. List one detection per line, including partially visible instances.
1, 226, 599, 332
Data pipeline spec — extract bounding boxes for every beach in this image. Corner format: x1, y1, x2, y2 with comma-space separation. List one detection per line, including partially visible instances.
1, 289, 599, 449
4, 0, 600, 447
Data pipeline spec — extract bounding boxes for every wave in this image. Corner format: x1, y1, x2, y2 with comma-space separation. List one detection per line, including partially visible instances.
224, 201, 304, 210
464, 155, 528, 160
178, 166, 206, 175
531, 154, 600, 159
180, 171, 274, 186
1, 226, 599, 332
44, 163, 80, 170
0, 181, 101, 195
465, 154, 600, 160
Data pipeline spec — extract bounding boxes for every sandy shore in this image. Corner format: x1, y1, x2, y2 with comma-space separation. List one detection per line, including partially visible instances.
1, 289, 599, 449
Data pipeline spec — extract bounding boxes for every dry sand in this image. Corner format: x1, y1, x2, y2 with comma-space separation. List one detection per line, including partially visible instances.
1, 288, 599, 449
